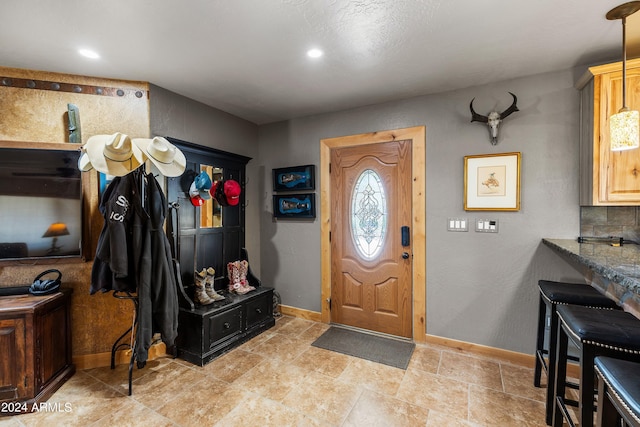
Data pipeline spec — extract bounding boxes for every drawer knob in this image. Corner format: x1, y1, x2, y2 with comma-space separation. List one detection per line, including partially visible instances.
255, 308, 262, 314
223, 322, 230, 329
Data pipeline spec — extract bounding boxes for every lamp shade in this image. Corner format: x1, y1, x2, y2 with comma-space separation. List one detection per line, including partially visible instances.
42, 222, 70, 238
610, 109, 640, 151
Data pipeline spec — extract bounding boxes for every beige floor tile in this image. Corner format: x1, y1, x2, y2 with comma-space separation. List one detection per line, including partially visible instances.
249, 333, 311, 362
232, 358, 310, 401
273, 317, 316, 336
438, 351, 504, 391
396, 368, 469, 420
343, 389, 429, 427
237, 330, 278, 351
298, 322, 330, 342
155, 381, 248, 427
269, 315, 296, 333
90, 398, 176, 427
84, 356, 174, 392
468, 384, 547, 427
407, 344, 441, 374
0, 417, 22, 426
292, 346, 351, 378
500, 363, 546, 402
10, 373, 131, 427
426, 409, 484, 426
130, 361, 208, 410
338, 358, 405, 396
202, 348, 265, 383
215, 393, 307, 426
283, 370, 362, 425
3, 318, 558, 426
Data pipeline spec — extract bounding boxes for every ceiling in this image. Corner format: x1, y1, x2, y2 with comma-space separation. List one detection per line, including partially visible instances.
2, 0, 640, 125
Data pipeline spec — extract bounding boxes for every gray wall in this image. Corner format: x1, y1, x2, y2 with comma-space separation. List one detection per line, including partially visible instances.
258, 69, 585, 354
148, 84, 261, 272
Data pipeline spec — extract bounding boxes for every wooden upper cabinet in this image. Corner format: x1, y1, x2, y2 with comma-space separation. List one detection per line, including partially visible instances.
578, 58, 640, 205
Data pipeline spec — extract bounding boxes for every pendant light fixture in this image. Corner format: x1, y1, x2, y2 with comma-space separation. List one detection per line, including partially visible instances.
607, 2, 640, 151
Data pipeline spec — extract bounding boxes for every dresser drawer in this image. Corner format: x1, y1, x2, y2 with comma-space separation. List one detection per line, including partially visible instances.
208, 306, 242, 348
246, 292, 272, 329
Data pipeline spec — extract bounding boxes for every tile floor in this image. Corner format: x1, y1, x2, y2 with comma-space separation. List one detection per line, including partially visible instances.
2, 315, 554, 427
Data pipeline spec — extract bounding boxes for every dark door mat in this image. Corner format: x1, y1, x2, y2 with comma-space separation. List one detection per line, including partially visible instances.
311, 326, 415, 370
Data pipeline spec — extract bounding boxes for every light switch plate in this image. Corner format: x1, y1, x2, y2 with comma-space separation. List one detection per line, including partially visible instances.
476, 219, 499, 233
447, 218, 468, 232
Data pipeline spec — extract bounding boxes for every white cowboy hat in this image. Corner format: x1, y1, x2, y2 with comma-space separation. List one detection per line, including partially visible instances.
132, 136, 186, 177
83, 133, 143, 176
77, 151, 93, 172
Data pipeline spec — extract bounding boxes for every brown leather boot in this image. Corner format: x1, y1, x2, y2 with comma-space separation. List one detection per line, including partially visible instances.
205, 267, 225, 301
194, 268, 215, 305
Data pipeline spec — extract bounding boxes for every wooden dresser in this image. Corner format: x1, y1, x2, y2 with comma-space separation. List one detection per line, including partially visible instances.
0, 289, 75, 415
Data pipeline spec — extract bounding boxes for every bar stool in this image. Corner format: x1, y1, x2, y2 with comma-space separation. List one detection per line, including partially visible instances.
553, 305, 640, 427
594, 356, 640, 427
534, 280, 620, 424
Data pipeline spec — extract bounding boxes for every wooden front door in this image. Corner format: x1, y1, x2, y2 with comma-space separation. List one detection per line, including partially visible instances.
330, 139, 412, 338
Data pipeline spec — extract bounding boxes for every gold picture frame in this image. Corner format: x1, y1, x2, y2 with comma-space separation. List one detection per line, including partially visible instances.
464, 152, 521, 211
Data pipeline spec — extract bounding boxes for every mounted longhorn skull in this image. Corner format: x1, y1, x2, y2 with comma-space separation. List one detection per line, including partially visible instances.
470, 92, 519, 145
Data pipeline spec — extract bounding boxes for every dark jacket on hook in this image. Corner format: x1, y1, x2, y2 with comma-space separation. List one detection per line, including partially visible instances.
90, 170, 178, 364
135, 173, 179, 362
90, 172, 146, 295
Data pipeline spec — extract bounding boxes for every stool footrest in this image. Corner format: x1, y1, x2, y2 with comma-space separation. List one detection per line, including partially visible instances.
555, 396, 577, 427
566, 381, 579, 390
535, 350, 549, 374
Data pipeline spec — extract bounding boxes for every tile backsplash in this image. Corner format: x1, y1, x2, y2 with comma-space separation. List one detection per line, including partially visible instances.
580, 206, 640, 242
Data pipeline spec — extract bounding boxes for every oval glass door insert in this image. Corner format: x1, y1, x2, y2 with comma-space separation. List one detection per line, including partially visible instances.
351, 169, 387, 260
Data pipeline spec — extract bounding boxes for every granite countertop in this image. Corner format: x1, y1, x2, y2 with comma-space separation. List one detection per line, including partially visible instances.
543, 238, 640, 307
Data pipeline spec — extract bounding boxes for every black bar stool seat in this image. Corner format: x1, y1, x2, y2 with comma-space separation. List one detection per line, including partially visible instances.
553, 305, 640, 427
595, 356, 640, 427
535, 280, 619, 424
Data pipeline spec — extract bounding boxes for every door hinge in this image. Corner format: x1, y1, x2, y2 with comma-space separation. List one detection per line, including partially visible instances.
329, 163, 331, 173
326, 297, 331, 310
329, 231, 331, 242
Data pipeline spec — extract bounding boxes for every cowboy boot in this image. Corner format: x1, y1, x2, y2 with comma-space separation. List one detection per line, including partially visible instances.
228, 261, 249, 295
193, 268, 215, 305
238, 260, 255, 293
205, 267, 225, 301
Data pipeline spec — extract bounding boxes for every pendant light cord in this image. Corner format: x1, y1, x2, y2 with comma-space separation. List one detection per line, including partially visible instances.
622, 16, 628, 111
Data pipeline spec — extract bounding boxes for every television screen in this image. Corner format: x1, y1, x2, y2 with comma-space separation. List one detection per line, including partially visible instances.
0, 146, 82, 260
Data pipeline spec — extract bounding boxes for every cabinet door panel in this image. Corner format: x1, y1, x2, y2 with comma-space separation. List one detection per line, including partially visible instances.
39, 304, 68, 389
599, 69, 640, 203
0, 318, 27, 400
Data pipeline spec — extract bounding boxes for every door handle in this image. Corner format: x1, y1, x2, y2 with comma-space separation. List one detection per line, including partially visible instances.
402, 252, 410, 259
401, 226, 410, 246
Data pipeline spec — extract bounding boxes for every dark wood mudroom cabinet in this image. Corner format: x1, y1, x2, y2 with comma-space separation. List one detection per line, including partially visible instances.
165, 138, 274, 366
177, 286, 274, 366
0, 289, 75, 414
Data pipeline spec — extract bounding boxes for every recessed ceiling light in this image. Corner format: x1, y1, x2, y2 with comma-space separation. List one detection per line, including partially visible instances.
307, 48, 323, 58
78, 49, 100, 59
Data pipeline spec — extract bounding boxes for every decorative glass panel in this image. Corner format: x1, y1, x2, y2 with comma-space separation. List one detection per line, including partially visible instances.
351, 169, 387, 260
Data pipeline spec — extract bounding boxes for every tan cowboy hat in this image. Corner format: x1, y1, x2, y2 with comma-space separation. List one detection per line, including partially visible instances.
132, 136, 186, 177
83, 133, 143, 176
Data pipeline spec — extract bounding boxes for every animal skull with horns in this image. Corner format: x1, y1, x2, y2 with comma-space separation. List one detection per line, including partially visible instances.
469, 92, 519, 145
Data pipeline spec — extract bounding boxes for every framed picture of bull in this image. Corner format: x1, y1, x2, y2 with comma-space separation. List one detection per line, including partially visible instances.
272, 165, 315, 192
273, 193, 316, 219
464, 152, 520, 211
